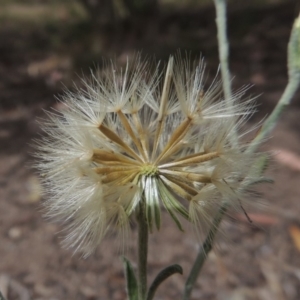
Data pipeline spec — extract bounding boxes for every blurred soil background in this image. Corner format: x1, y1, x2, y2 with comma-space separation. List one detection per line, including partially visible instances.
1, 0, 300, 299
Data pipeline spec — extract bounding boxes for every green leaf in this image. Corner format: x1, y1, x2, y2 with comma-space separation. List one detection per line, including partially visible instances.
147, 264, 183, 300
0, 291, 6, 300
122, 256, 138, 300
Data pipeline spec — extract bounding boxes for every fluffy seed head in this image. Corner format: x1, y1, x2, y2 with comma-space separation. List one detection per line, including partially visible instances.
35, 55, 263, 257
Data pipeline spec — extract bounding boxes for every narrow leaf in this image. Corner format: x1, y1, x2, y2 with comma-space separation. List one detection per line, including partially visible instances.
0, 291, 6, 300
147, 264, 183, 300
122, 256, 138, 300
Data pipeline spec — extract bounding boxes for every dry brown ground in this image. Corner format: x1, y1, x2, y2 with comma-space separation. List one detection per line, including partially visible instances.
0, 1, 300, 299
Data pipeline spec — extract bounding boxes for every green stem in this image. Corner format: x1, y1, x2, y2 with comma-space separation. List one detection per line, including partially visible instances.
247, 78, 300, 153
213, 0, 232, 104
183, 204, 227, 300
213, 0, 239, 148
137, 199, 148, 300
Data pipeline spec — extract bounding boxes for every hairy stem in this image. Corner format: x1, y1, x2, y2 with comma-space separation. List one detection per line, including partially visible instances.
213, 0, 239, 148
138, 198, 149, 300
213, 0, 232, 104
182, 204, 227, 300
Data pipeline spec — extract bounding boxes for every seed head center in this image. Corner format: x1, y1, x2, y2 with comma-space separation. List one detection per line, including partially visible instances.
140, 164, 159, 177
